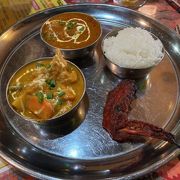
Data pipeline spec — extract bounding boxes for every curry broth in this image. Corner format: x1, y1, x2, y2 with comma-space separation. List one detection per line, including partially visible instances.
41, 12, 101, 49
7, 59, 85, 121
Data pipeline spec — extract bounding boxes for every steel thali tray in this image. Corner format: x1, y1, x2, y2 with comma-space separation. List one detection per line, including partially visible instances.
0, 4, 180, 179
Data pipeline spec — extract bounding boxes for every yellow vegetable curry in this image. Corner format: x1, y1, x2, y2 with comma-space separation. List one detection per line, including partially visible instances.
7, 50, 85, 121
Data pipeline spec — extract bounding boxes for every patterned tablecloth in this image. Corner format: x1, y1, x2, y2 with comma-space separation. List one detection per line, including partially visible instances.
0, 0, 180, 179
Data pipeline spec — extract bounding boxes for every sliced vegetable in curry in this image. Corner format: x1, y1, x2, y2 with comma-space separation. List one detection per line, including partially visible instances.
7, 50, 85, 121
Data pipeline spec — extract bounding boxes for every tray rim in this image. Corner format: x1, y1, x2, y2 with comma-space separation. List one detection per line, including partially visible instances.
0, 3, 180, 179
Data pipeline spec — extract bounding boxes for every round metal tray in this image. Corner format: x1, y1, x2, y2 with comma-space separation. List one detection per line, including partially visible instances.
0, 4, 180, 179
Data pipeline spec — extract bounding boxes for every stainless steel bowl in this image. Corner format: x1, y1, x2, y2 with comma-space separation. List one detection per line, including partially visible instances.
40, 12, 102, 60
6, 57, 86, 126
102, 28, 165, 79
60, 41, 98, 60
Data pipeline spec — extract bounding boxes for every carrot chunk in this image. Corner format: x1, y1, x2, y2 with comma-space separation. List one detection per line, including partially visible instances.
25, 95, 54, 119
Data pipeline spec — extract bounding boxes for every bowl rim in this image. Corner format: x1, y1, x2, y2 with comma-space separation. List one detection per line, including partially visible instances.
40, 11, 102, 51
101, 27, 165, 70
6, 57, 86, 124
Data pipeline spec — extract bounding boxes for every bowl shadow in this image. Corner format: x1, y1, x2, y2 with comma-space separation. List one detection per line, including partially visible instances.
32, 93, 89, 140
68, 50, 96, 69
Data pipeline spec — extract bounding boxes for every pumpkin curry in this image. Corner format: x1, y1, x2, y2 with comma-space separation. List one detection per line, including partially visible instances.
7, 50, 85, 121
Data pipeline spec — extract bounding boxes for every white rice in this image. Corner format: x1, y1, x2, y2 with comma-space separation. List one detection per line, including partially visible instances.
103, 27, 164, 69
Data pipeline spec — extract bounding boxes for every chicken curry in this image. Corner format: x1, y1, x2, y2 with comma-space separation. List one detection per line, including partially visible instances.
41, 12, 101, 49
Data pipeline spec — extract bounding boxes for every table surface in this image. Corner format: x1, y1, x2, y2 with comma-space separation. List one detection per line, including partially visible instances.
0, 0, 180, 179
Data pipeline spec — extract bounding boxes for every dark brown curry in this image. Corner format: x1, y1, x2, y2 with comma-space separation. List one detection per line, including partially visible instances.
41, 12, 101, 49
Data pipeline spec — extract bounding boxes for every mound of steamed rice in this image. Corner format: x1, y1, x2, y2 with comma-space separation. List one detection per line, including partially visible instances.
103, 27, 164, 69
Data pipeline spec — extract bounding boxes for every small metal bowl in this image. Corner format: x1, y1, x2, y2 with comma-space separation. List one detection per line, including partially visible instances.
59, 41, 98, 60
102, 28, 165, 79
40, 12, 102, 60
6, 57, 86, 126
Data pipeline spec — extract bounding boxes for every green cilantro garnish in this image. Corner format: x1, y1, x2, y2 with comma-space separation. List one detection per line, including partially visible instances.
36, 92, 44, 103
79, 26, 85, 32
46, 79, 56, 88
56, 99, 63, 105
49, 79, 56, 87
58, 91, 65, 97
36, 63, 45, 68
46, 33, 55, 40
46, 64, 51, 69
46, 92, 53, 99
66, 21, 76, 30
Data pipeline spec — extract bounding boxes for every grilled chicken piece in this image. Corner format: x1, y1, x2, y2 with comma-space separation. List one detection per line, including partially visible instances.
103, 80, 179, 147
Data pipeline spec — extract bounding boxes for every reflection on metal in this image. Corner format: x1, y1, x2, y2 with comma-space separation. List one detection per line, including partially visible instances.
146, 77, 151, 88
69, 148, 78, 158
0, 4, 180, 180
139, 19, 149, 27
168, 102, 173, 112
173, 43, 180, 54
21, 147, 27, 154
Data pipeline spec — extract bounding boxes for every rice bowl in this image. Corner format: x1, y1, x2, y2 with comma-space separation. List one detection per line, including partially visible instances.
102, 27, 165, 78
